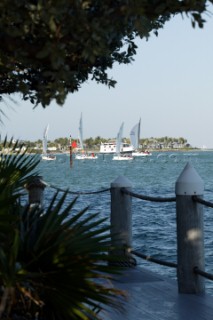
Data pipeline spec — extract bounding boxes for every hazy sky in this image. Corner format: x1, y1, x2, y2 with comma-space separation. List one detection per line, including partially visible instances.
1, 13, 213, 148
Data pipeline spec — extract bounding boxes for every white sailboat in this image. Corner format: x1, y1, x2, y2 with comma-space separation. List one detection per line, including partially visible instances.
75, 113, 98, 160
113, 122, 133, 161
130, 119, 152, 157
42, 124, 56, 161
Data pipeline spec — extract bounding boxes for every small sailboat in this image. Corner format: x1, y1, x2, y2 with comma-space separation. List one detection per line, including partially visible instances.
130, 119, 152, 157
75, 113, 98, 160
112, 122, 133, 161
41, 124, 56, 161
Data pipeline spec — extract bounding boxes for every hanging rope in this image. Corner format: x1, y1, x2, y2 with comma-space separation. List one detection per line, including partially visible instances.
193, 267, 213, 281
131, 250, 177, 268
122, 188, 176, 203
192, 195, 213, 208
49, 184, 110, 195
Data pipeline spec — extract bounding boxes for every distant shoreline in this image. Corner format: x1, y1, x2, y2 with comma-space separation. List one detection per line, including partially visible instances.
3, 147, 213, 156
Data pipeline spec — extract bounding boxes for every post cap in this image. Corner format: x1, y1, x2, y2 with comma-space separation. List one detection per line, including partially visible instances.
111, 176, 132, 188
175, 162, 204, 195
25, 176, 47, 190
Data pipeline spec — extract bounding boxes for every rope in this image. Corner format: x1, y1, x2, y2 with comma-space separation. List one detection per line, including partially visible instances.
122, 188, 176, 203
193, 267, 213, 281
49, 184, 110, 195
131, 250, 177, 268
192, 195, 213, 208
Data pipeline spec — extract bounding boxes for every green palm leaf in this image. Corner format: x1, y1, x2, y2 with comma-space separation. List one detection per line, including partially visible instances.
15, 193, 125, 320
0, 138, 125, 319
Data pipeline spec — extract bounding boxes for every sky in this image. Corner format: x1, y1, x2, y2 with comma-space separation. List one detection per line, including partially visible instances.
1, 12, 213, 148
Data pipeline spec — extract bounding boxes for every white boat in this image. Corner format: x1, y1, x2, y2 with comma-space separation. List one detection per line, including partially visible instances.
112, 153, 134, 161
41, 124, 56, 161
75, 113, 98, 160
99, 141, 116, 153
75, 152, 98, 160
100, 141, 134, 154
132, 150, 152, 157
112, 123, 133, 161
130, 119, 152, 157
42, 154, 56, 161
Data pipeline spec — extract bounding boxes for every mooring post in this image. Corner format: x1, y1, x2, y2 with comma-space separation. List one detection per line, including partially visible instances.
25, 176, 47, 208
110, 176, 134, 266
175, 162, 205, 294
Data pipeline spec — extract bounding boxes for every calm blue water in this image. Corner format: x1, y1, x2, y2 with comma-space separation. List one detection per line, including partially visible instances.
36, 151, 213, 295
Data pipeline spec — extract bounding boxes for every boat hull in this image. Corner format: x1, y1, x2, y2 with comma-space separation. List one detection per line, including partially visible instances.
42, 155, 56, 161
75, 153, 98, 160
132, 151, 152, 157
112, 155, 133, 161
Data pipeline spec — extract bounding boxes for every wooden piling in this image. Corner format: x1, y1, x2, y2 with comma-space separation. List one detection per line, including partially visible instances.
25, 176, 47, 208
175, 162, 205, 293
110, 176, 134, 266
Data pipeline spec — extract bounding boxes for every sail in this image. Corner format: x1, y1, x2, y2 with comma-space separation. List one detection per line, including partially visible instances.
43, 124, 49, 154
130, 118, 141, 150
78, 113, 84, 150
116, 122, 124, 155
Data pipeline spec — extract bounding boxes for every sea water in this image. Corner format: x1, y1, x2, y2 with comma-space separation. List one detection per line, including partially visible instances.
37, 151, 213, 295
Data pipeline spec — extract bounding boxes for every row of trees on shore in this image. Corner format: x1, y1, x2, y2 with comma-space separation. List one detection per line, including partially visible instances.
0, 136, 189, 152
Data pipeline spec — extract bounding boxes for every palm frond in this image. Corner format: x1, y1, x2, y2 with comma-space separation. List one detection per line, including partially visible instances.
0, 138, 125, 319
16, 192, 125, 319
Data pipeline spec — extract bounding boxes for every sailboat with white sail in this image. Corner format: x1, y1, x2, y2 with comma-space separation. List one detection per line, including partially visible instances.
42, 124, 56, 161
112, 122, 133, 161
130, 119, 152, 157
75, 113, 98, 160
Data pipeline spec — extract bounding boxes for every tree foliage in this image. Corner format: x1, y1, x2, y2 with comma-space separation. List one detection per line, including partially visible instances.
0, 0, 212, 107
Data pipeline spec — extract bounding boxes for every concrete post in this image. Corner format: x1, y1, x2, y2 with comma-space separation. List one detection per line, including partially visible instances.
25, 176, 47, 208
175, 162, 205, 293
110, 176, 134, 266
